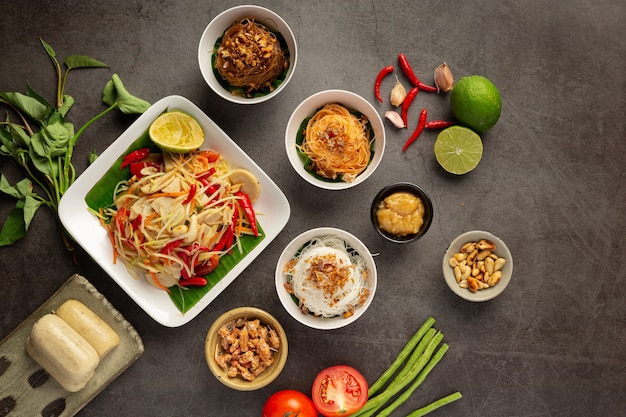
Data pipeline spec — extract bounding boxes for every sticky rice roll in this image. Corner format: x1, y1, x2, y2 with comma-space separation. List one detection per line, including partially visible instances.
55, 299, 120, 359
26, 313, 99, 392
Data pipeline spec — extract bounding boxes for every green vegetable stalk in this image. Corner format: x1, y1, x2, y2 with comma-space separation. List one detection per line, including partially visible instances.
0, 38, 150, 259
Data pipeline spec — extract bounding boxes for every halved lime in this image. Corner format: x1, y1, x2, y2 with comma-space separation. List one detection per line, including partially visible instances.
434, 126, 483, 175
148, 111, 205, 153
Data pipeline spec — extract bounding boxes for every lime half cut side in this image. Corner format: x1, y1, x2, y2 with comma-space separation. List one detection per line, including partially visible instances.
149, 111, 205, 153
434, 126, 483, 175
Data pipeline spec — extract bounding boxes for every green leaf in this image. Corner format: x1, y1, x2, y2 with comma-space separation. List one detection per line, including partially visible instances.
0, 200, 26, 246
32, 120, 72, 158
29, 147, 55, 177
15, 178, 34, 197
58, 94, 74, 117
102, 74, 151, 114
0, 92, 51, 122
0, 174, 23, 198
88, 150, 98, 164
26, 84, 53, 108
39, 38, 56, 59
8, 121, 31, 148
23, 194, 43, 230
0, 126, 19, 155
64, 54, 109, 69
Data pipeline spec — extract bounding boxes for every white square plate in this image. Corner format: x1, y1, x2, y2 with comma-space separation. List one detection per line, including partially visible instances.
59, 95, 290, 327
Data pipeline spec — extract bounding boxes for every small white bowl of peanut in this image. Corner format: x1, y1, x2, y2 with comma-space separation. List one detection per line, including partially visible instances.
443, 231, 513, 302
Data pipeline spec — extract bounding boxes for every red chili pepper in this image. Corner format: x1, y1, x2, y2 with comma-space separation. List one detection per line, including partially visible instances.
374, 65, 394, 103
129, 161, 160, 178
235, 191, 258, 237
401, 87, 419, 128
196, 168, 216, 181
213, 227, 232, 252
178, 277, 208, 287
194, 254, 220, 276
402, 108, 428, 152
120, 148, 150, 169
397, 54, 438, 93
183, 184, 197, 205
130, 214, 142, 231
160, 239, 183, 255
425, 120, 457, 130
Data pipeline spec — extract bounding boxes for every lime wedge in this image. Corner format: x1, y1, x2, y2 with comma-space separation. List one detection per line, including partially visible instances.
148, 111, 204, 153
434, 126, 483, 175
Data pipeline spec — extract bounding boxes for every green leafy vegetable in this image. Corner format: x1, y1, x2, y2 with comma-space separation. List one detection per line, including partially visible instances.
0, 38, 150, 256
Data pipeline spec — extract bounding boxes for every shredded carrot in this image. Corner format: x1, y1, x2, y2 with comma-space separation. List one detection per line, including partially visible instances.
148, 190, 188, 199
236, 203, 244, 236
149, 271, 171, 293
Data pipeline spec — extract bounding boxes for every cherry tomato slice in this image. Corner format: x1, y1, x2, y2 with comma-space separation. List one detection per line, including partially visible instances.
312, 365, 368, 417
262, 390, 318, 417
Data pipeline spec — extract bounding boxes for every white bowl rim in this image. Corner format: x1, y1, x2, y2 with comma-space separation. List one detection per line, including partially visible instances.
442, 230, 513, 302
197, 4, 298, 105
284, 89, 386, 190
275, 227, 377, 329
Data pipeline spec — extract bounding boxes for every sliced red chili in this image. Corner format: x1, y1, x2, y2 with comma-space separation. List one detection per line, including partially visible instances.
120, 148, 150, 169
402, 108, 428, 152
398, 54, 438, 93
235, 190, 258, 237
178, 277, 208, 287
194, 254, 220, 276
196, 168, 216, 181
401, 87, 419, 128
129, 161, 160, 178
160, 239, 183, 255
130, 214, 142, 231
425, 120, 457, 129
374, 65, 394, 103
183, 184, 197, 205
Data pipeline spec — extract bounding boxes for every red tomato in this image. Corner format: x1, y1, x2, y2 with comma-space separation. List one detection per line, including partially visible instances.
311, 365, 368, 416
262, 390, 318, 417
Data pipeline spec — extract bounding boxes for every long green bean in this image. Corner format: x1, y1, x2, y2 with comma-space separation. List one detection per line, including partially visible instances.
367, 316, 436, 396
351, 331, 443, 417
375, 343, 449, 417
406, 391, 463, 417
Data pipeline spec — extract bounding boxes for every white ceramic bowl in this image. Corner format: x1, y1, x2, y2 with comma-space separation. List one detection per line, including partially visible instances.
442, 231, 513, 302
198, 5, 297, 104
275, 227, 377, 330
285, 89, 386, 190
205, 307, 288, 390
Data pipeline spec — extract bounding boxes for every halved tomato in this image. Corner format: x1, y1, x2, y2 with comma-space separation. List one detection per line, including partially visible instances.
312, 365, 368, 417
262, 390, 318, 417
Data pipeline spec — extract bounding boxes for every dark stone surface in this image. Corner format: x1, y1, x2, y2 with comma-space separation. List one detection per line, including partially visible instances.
1, 1, 624, 416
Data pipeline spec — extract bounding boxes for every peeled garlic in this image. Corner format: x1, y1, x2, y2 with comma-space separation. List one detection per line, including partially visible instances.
390, 76, 407, 107
384, 111, 405, 128
434, 63, 454, 93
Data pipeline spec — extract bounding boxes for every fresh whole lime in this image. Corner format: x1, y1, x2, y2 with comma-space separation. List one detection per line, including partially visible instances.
450, 75, 501, 134
149, 111, 205, 153
434, 126, 483, 175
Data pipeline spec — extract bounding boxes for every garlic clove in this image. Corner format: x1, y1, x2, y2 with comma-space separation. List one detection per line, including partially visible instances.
384, 110, 406, 128
434, 62, 454, 93
390, 76, 407, 107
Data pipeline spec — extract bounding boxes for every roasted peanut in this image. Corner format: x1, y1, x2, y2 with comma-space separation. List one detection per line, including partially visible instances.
449, 239, 506, 293
454, 265, 462, 282
494, 258, 506, 272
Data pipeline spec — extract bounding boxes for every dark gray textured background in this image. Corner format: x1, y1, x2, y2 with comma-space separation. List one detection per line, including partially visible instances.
1, 1, 624, 416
